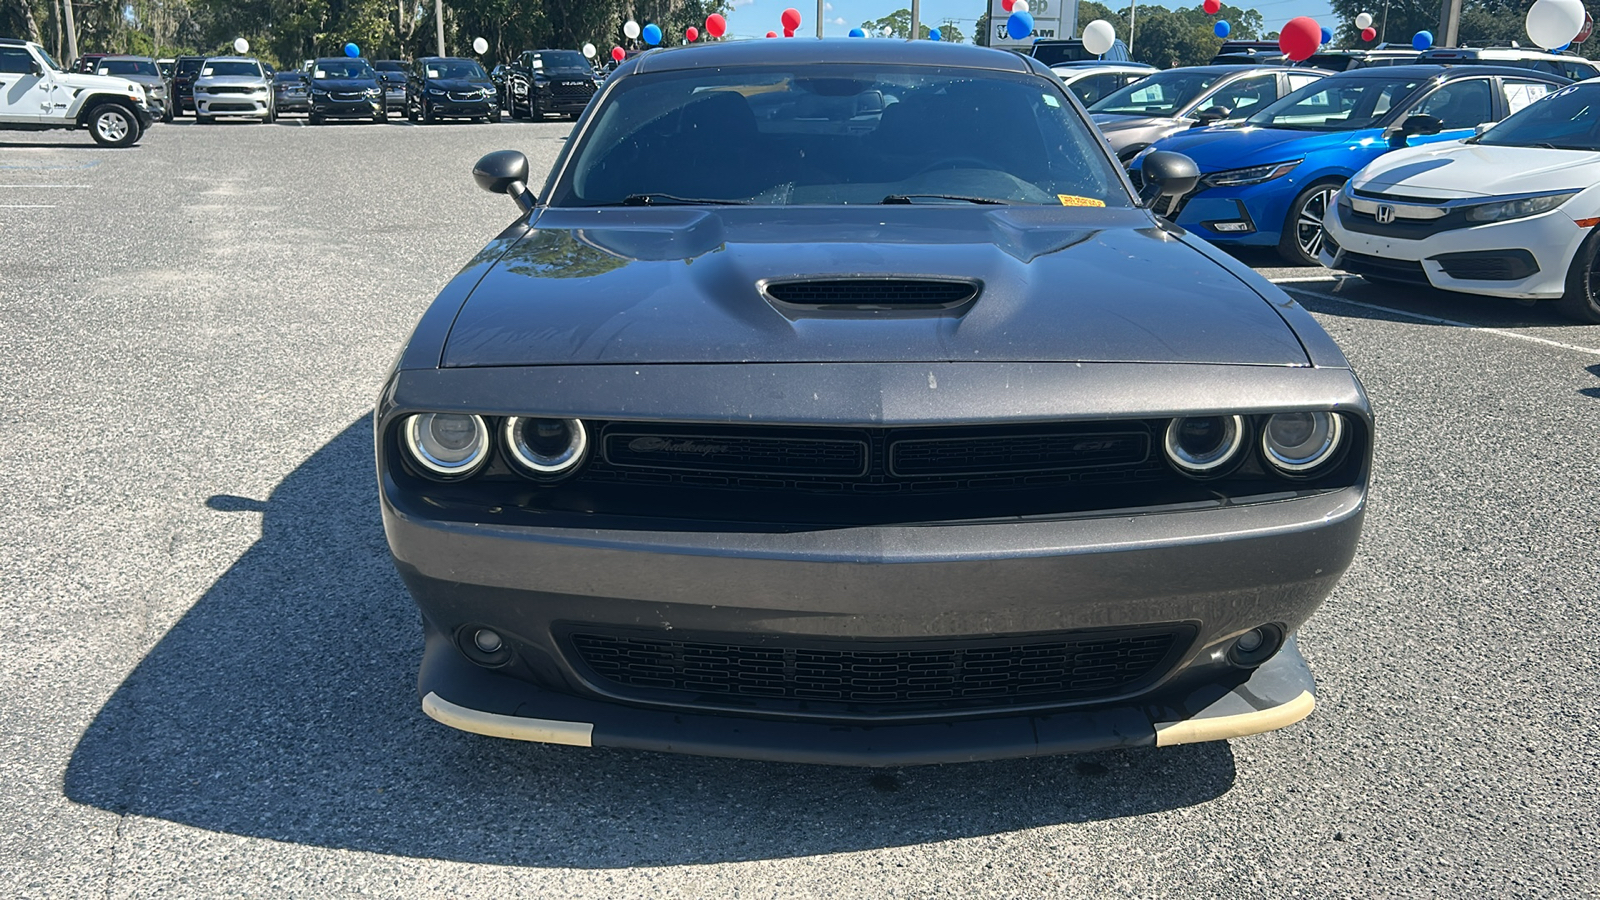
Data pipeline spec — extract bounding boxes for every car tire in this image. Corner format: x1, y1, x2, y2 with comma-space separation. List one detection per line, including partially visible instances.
1277, 179, 1344, 267
407, 102, 418, 123
195, 112, 212, 125
489, 109, 501, 124
309, 113, 323, 126
1558, 226, 1600, 324
87, 103, 141, 147
374, 107, 388, 124
422, 101, 436, 124
161, 104, 174, 124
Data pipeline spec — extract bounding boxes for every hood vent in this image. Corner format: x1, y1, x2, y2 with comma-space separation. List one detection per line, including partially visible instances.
761, 278, 980, 319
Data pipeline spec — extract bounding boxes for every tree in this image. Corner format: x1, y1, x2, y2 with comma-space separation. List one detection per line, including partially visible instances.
1328, 0, 1600, 58
859, 8, 962, 41
1078, 2, 1263, 67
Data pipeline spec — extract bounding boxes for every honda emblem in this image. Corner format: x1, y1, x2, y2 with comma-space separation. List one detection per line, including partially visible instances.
1375, 204, 1396, 225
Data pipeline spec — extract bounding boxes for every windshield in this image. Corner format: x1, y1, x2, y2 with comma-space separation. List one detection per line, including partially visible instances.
1477, 83, 1600, 151
314, 59, 375, 80
1245, 75, 1422, 131
553, 65, 1128, 208
98, 59, 158, 77
426, 60, 488, 80
202, 60, 261, 78
527, 50, 589, 71
1089, 70, 1226, 117
273, 72, 304, 83
37, 47, 63, 72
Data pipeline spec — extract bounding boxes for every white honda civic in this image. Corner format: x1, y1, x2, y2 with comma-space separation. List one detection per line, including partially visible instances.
1322, 80, 1600, 323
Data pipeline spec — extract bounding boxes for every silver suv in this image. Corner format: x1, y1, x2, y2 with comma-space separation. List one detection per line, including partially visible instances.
193, 56, 274, 123
1418, 46, 1600, 81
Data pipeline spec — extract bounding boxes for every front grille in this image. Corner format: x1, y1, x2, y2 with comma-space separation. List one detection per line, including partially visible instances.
550, 81, 595, 102
204, 85, 255, 95
566, 625, 1194, 715
332, 91, 363, 101
763, 278, 978, 309
604, 429, 868, 476
448, 91, 484, 102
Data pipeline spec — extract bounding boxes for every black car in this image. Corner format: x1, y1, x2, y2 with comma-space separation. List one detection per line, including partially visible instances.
408, 56, 500, 123
377, 69, 408, 112
306, 56, 385, 124
272, 70, 310, 114
503, 48, 596, 119
378, 40, 1372, 766
171, 55, 205, 115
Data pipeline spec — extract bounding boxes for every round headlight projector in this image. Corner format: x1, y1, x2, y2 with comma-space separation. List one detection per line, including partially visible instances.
1164, 415, 1246, 476
503, 416, 588, 477
1261, 411, 1344, 475
403, 413, 489, 478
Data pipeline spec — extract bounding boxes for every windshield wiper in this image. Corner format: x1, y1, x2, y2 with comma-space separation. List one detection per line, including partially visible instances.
620, 193, 750, 206
880, 194, 1016, 205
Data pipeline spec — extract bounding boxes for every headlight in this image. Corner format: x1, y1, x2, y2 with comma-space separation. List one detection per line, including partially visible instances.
364, 87, 381, 97
1261, 412, 1346, 476
1464, 192, 1578, 223
502, 417, 588, 478
402, 413, 490, 479
1163, 415, 1246, 477
311, 88, 328, 96
428, 88, 445, 96
1202, 160, 1302, 188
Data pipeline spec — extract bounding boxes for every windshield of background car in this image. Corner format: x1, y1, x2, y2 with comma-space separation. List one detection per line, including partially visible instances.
1089, 70, 1226, 117
428, 60, 488, 80
314, 60, 375, 79
202, 60, 261, 78
552, 65, 1129, 208
1477, 83, 1600, 150
1245, 74, 1422, 130
273, 72, 304, 83
98, 59, 158, 77
528, 50, 590, 72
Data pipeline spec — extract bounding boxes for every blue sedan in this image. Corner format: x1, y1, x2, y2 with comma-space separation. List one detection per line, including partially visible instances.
1138, 65, 1570, 264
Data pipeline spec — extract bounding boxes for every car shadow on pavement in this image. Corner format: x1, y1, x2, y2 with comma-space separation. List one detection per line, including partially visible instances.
64, 417, 1236, 868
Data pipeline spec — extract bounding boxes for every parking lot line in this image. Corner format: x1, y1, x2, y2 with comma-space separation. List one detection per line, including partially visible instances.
0, 204, 56, 208
0, 184, 92, 188
1278, 284, 1600, 357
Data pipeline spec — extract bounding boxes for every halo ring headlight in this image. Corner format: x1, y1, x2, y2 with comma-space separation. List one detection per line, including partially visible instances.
503, 416, 588, 477
1262, 411, 1345, 475
403, 413, 490, 478
1164, 415, 1247, 476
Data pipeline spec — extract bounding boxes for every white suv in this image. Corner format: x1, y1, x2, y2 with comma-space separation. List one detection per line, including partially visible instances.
0, 38, 153, 147
192, 56, 274, 123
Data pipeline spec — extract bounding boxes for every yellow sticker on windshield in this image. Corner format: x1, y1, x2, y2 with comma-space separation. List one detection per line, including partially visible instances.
1058, 195, 1107, 207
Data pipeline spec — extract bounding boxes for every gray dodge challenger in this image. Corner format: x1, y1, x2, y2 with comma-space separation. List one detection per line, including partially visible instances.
376, 39, 1371, 765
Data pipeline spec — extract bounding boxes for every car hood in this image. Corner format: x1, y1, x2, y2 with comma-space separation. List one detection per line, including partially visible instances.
427, 78, 493, 92
53, 71, 144, 95
1093, 113, 1188, 132
310, 78, 377, 91
1152, 126, 1387, 171
1350, 141, 1600, 198
441, 207, 1310, 367
195, 75, 267, 88
117, 73, 165, 90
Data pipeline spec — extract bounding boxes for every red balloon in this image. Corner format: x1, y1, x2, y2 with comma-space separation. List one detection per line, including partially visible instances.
686, 26, 699, 41
1278, 16, 1321, 61
766, 31, 777, 38
706, 13, 727, 37
781, 7, 802, 29
610, 46, 625, 61
783, 27, 796, 37
1203, 0, 1220, 14
1001, 0, 1014, 10
1360, 26, 1377, 41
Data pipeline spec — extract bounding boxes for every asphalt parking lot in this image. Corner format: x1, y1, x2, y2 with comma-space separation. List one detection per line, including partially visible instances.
2, 118, 1597, 898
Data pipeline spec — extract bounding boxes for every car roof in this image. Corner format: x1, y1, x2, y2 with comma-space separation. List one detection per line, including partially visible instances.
101, 55, 156, 61
630, 39, 1038, 75
1323, 63, 1567, 80
203, 56, 258, 63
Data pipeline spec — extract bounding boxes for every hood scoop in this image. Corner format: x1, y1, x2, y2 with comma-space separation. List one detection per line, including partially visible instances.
760, 278, 980, 319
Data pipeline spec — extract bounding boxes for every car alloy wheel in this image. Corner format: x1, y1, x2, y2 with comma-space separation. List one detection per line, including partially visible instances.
1559, 227, 1600, 324
1278, 180, 1343, 267
91, 106, 134, 145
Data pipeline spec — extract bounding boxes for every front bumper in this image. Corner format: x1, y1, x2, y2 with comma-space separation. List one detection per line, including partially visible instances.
310, 97, 383, 118
194, 94, 271, 118
1168, 180, 1295, 248
1323, 203, 1589, 299
275, 93, 310, 112
421, 96, 495, 117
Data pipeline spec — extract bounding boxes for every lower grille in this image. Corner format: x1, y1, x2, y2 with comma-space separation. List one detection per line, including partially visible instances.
1339, 251, 1430, 285
566, 625, 1193, 715
1430, 249, 1538, 281
204, 85, 256, 95
332, 91, 363, 101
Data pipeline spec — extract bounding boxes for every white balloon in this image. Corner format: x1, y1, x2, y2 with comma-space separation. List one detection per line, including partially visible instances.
582, 42, 597, 58
882, 25, 893, 36
233, 37, 249, 54
1014, 0, 1030, 12
1354, 12, 1373, 29
624, 20, 642, 39
472, 36, 488, 54
1081, 19, 1116, 56
1526, 0, 1585, 49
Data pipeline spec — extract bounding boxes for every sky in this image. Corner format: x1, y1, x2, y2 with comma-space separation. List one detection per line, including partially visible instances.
717, 0, 1339, 42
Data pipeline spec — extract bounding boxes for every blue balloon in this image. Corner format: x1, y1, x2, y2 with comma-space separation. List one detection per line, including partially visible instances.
1214, 20, 1230, 37
1006, 11, 1034, 40
1320, 26, 1332, 44
1554, 43, 1570, 51
1412, 30, 1432, 50
642, 23, 662, 45
343, 42, 359, 57
928, 27, 942, 41
848, 27, 865, 37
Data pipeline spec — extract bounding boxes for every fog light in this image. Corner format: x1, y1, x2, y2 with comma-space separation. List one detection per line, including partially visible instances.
1164, 415, 1246, 477
473, 629, 503, 653
1228, 624, 1283, 668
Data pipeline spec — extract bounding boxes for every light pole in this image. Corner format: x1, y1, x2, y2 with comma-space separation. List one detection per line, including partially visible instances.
435, 0, 446, 56
62, 0, 78, 63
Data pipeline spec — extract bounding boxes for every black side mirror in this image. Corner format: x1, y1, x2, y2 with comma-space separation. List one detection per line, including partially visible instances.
473, 150, 536, 212
1139, 151, 1201, 210
1194, 106, 1231, 125
1386, 114, 1443, 149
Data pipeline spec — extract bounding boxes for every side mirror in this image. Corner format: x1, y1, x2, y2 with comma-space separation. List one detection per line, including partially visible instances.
1139, 151, 1200, 209
1386, 113, 1443, 149
1473, 122, 1494, 137
473, 150, 537, 212
1194, 106, 1231, 125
